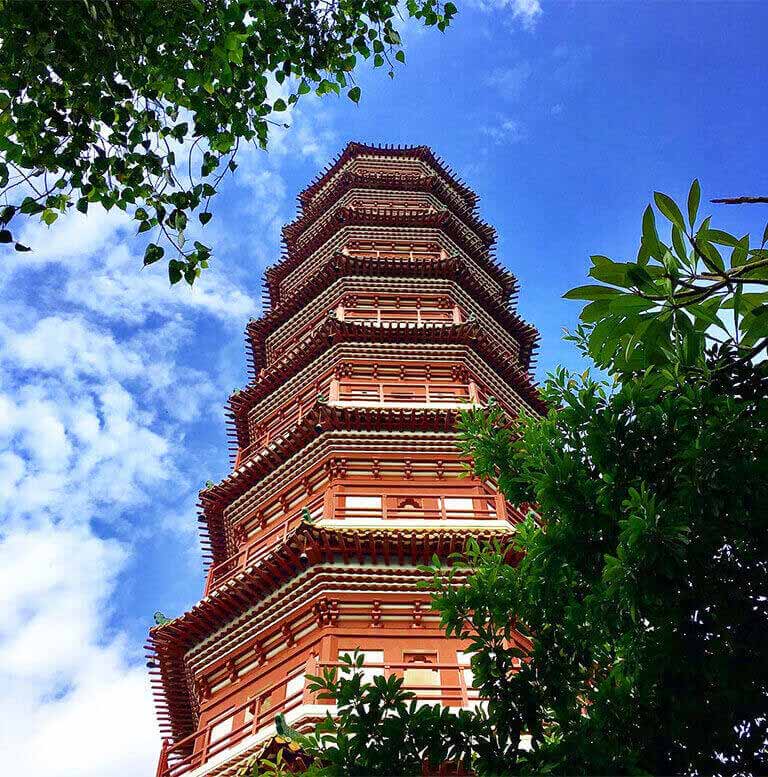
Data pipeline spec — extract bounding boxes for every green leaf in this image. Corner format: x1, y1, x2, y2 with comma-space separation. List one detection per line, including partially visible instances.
347, 86, 361, 104
143, 243, 165, 266
608, 295, 656, 313
580, 299, 611, 324
199, 211, 212, 225
642, 205, 661, 257
687, 179, 700, 227
699, 229, 739, 247
563, 285, 622, 301
654, 191, 685, 230
298, 79, 311, 95
168, 259, 183, 284
42, 209, 58, 226
272, 98, 287, 112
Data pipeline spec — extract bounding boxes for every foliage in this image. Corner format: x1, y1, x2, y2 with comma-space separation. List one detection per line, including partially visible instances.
300, 651, 479, 776
0, 0, 456, 283
281, 187, 768, 776
447, 345, 768, 775
564, 180, 768, 375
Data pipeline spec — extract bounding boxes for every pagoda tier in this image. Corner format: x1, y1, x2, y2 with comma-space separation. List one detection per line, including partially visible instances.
149, 143, 543, 777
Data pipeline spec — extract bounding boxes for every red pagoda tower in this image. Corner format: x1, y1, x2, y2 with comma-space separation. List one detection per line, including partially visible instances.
149, 143, 545, 777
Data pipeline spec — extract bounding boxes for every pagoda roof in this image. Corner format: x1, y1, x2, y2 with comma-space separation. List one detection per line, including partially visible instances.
210, 405, 464, 504
231, 318, 544, 425
148, 524, 515, 744
297, 142, 478, 209
284, 168, 496, 248
202, 405, 476, 563
264, 208, 512, 307
246, 252, 538, 377
204, 400, 544, 565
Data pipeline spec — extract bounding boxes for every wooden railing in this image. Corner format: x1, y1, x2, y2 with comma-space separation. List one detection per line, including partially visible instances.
158, 663, 311, 777
155, 660, 483, 777
336, 380, 474, 405
267, 302, 461, 363
334, 492, 505, 523
204, 496, 324, 595
205, 491, 507, 593
241, 379, 478, 464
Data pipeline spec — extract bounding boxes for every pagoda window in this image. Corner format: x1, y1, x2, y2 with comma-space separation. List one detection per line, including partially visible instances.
331, 487, 505, 523
285, 672, 305, 704
339, 294, 461, 327
443, 497, 476, 518
457, 651, 479, 698
403, 653, 440, 696
333, 372, 474, 407
341, 495, 382, 520
243, 697, 257, 725
209, 713, 234, 744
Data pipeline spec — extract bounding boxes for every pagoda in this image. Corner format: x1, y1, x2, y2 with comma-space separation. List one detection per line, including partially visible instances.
148, 142, 545, 777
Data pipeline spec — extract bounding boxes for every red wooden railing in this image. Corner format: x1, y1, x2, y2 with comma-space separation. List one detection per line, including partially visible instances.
336, 380, 473, 405
267, 301, 461, 363
204, 496, 324, 596
155, 660, 483, 777
241, 378, 478, 463
334, 492, 505, 523
205, 491, 507, 594
158, 663, 312, 777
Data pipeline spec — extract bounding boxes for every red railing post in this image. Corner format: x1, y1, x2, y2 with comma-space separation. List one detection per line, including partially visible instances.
203, 565, 215, 598
155, 739, 170, 777
304, 652, 319, 703
495, 493, 507, 522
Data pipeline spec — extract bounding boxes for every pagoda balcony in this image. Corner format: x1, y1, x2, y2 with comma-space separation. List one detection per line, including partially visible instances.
240, 378, 481, 464
155, 659, 487, 777
266, 298, 463, 365
204, 491, 510, 595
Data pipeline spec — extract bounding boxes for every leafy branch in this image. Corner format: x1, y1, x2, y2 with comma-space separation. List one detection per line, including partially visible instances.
0, 0, 458, 285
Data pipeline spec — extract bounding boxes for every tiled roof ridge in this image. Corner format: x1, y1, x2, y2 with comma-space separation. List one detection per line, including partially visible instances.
244, 252, 536, 379
283, 169, 496, 247
264, 208, 510, 306
297, 141, 478, 209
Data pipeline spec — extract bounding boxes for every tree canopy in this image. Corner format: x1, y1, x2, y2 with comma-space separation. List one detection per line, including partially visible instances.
248, 186, 768, 776
0, 0, 456, 283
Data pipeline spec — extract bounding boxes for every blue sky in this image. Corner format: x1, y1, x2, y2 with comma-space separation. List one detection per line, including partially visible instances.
1, 1, 766, 774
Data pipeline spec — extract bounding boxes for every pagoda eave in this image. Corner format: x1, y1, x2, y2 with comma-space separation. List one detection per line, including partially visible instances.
284, 169, 496, 246
265, 209, 512, 306
297, 142, 478, 209
245, 254, 538, 378
230, 322, 545, 428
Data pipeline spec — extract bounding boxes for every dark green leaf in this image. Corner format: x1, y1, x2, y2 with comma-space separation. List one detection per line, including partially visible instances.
654, 191, 685, 230
687, 179, 700, 227
563, 284, 622, 301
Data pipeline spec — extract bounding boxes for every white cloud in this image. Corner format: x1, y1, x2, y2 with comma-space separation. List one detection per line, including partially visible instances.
485, 62, 533, 98
64, 241, 258, 326
0, 60, 341, 777
465, 0, 542, 27
481, 117, 527, 144
0, 522, 158, 777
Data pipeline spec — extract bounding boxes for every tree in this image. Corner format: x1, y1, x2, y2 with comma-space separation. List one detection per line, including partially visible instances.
0, 0, 456, 284
261, 186, 768, 776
